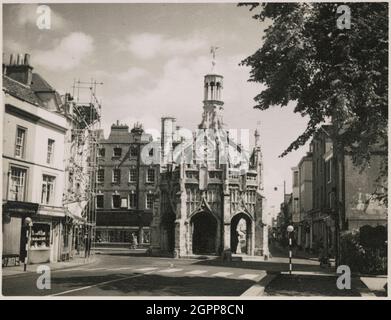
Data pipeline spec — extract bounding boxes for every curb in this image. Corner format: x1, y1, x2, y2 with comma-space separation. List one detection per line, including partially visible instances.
2, 256, 99, 279
240, 274, 277, 297
351, 277, 377, 297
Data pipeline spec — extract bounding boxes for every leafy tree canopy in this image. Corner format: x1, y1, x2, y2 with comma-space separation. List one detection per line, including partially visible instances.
240, 2, 388, 174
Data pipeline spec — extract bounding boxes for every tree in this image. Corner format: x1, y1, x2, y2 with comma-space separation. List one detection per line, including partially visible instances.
239, 3, 388, 203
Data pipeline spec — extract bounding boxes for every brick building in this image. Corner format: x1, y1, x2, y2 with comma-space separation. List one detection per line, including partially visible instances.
95, 122, 159, 247
308, 125, 387, 255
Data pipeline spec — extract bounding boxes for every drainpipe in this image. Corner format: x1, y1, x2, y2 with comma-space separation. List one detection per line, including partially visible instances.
6, 170, 11, 201
136, 140, 143, 245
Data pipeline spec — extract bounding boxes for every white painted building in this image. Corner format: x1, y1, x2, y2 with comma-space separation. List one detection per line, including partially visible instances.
2, 54, 67, 264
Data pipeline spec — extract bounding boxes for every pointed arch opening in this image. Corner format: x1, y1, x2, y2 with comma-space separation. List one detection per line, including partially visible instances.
230, 212, 252, 255
190, 211, 217, 255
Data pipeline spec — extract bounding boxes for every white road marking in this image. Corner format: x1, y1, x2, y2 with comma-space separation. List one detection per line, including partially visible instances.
158, 268, 183, 273
51, 271, 155, 296
58, 268, 85, 272
212, 272, 233, 277
186, 270, 208, 275
106, 267, 134, 271
240, 274, 274, 297
84, 267, 107, 271
134, 267, 158, 272
239, 274, 260, 280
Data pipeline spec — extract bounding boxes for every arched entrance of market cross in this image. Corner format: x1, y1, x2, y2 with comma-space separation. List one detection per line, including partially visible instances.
231, 212, 253, 255
190, 211, 218, 255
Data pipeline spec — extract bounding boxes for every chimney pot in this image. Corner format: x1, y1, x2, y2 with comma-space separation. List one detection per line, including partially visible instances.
24, 53, 30, 66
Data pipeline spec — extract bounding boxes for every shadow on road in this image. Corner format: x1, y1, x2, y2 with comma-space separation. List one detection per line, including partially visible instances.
49, 273, 255, 296
191, 258, 324, 273
265, 274, 361, 297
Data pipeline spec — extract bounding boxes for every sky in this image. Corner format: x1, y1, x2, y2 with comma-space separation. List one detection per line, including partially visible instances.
2, 2, 310, 221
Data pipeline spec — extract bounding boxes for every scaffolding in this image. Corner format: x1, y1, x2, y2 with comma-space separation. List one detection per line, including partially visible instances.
63, 79, 103, 259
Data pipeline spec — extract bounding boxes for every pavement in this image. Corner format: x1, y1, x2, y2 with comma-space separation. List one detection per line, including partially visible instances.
1, 247, 387, 297
2, 254, 96, 277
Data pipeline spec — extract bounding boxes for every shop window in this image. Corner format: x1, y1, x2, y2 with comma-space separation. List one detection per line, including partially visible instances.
9, 167, 27, 201
30, 223, 50, 249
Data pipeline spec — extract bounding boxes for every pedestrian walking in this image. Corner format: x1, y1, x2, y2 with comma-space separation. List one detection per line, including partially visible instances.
131, 233, 138, 249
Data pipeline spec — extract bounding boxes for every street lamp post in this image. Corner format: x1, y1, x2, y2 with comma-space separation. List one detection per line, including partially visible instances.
287, 225, 294, 275
23, 217, 33, 272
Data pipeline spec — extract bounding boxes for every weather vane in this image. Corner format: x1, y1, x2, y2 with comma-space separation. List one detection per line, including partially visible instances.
210, 46, 219, 72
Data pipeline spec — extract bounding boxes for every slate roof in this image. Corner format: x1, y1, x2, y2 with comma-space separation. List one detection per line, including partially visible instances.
2, 75, 40, 106
31, 73, 55, 92
3, 73, 63, 112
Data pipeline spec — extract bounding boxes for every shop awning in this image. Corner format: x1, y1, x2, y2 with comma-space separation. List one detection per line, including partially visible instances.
37, 205, 66, 218
65, 200, 88, 224
2, 201, 39, 216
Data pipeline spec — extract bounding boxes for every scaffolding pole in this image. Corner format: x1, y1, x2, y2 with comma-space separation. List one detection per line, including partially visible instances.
67, 79, 103, 260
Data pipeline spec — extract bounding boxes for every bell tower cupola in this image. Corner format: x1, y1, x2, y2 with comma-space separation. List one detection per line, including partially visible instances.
199, 46, 224, 130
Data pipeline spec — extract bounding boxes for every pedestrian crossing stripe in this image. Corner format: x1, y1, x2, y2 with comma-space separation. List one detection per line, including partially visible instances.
134, 267, 158, 272
211, 272, 233, 277
185, 270, 208, 275
59, 267, 84, 272
238, 274, 259, 280
158, 268, 183, 273
85, 267, 107, 271
107, 267, 133, 271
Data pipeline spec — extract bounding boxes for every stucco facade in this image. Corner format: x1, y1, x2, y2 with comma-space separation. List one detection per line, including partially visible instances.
2, 56, 67, 264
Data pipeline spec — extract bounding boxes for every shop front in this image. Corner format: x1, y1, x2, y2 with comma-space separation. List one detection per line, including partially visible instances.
2, 201, 39, 265
29, 222, 51, 264
63, 201, 88, 259
95, 226, 151, 247
2, 202, 66, 265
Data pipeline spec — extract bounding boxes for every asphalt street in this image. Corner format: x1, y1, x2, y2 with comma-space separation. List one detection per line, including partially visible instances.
2, 250, 269, 296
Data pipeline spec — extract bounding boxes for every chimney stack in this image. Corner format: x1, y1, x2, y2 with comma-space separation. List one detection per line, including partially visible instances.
5, 53, 33, 86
